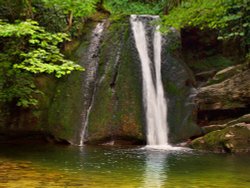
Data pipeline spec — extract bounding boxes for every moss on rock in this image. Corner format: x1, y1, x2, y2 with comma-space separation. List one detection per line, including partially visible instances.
87, 17, 144, 144
161, 33, 201, 143
202, 114, 250, 134
47, 22, 97, 142
191, 123, 250, 153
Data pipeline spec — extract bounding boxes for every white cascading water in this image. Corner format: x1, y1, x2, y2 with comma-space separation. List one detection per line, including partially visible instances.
130, 15, 170, 146
79, 21, 105, 146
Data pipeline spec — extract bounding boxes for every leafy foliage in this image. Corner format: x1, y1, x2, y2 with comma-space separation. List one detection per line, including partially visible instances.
0, 0, 99, 33
103, 0, 167, 15
42, 0, 99, 30
42, 0, 98, 17
161, 0, 250, 42
0, 20, 83, 107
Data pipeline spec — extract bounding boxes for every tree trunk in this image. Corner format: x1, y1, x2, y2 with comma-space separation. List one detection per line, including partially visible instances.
23, 0, 34, 19
65, 11, 73, 31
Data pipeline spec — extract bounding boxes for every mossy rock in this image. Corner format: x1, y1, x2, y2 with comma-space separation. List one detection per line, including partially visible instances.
47, 21, 97, 142
202, 113, 250, 134
227, 114, 250, 126
161, 33, 201, 143
86, 18, 144, 144
196, 68, 250, 111
207, 63, 247, 85
191, 123, 250, 153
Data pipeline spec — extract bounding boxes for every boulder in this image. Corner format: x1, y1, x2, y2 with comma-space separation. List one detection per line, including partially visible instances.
196, 67, 250, 111
191, 123, 250, 153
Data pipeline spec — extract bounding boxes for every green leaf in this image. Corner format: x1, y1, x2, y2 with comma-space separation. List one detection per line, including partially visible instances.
0, 19, 84, 107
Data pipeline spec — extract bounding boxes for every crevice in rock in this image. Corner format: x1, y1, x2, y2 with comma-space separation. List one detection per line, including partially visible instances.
222, 143, 232, 153
197, 107, 250, 126
109, 31, 124, 90
109, 63, 120, 89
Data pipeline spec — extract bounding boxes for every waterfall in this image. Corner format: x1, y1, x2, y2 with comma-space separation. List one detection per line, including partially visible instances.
79, 21, 105, 146
130, 15, 169, 146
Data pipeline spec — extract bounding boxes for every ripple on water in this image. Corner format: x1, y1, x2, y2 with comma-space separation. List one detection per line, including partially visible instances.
0, 144, 249, 188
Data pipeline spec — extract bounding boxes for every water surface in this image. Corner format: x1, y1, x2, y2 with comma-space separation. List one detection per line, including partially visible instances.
0, 144, 249, 187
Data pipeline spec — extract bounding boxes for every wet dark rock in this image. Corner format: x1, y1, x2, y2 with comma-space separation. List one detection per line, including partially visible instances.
195, 70, 217, 82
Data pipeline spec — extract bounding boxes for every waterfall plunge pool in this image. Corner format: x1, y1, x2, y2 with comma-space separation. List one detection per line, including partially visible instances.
0, 144, 249, 187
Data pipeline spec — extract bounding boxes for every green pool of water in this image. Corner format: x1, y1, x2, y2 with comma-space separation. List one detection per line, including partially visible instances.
0, 144, 249, 187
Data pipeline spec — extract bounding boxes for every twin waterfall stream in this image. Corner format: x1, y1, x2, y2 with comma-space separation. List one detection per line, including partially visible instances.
80, 15, 171, 148
130, 15, 169, 147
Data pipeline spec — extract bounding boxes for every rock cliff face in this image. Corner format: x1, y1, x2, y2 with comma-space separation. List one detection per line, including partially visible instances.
82, 17, 201, 144
191, 63, 250, 152
195, 64, 250, 124
85, 19, 144, 144
2, 17, 200, 145
0, 17, 197, 144
180, 27, 250, 153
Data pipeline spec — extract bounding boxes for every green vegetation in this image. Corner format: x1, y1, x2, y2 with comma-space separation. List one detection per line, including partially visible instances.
103, 0, 167, 15
0, 0, 103, 108
162, 0, 249, 50
0, 0, 99, 32
42, 0, 98, 31
191, 124, 250, 153
189, 55, 235, 73
0, 20, 83, 107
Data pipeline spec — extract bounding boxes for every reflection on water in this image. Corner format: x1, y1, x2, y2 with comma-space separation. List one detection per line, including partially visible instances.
143, 151, 168, 188
0, 144, 249, 187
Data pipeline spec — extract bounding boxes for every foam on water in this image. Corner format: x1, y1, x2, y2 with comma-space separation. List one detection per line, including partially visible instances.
143, 145, 191, 151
